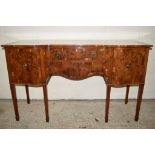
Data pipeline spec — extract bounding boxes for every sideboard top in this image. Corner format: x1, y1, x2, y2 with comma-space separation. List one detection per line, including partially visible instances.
1, 40, 153, 48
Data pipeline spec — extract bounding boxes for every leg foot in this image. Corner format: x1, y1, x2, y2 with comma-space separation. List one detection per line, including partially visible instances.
105, 117, 108, 123
135, 115, 139, 122
46, 117, 49, 122
15, 115, 20, 121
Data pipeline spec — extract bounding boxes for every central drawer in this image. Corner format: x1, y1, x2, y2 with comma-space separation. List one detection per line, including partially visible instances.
46, 45, 113, 80
47, 45, 112, 60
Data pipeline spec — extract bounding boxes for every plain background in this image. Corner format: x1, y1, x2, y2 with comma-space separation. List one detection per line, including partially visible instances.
0, 26, 155, 100
0, 0, 155, 155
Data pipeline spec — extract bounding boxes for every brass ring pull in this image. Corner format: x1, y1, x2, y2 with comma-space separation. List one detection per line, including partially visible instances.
104, 77, 108, 83
55, 51, 62, 59
126, 64, 132, 69
90, 51, 97, 57
47, 60, 52, 65
23, 63, 28, 69
102, 60, 107, 64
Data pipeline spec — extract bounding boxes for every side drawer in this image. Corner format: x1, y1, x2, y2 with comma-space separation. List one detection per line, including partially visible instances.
112, 47, 149, 85
5, 46, 43, 84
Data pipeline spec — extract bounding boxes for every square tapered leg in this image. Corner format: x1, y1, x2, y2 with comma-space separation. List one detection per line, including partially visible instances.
43, 84, 49, 122
10, 84, 19, 121
125, 85, 130, 104
135, 84, 144, 121
25, 85, 30, 104
105, 85, 111, 123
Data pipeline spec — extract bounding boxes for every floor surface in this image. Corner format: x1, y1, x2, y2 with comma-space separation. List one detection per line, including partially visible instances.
0, 99, 155, 129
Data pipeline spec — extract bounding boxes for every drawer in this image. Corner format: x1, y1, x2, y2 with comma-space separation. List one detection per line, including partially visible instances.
47, 60, 82, 79
65, 46, 87, 60
48, 46, 66, 60
112, 47, 149, 85
5, 47, 43, 84
47, 45, 113, 62
64, 45, 111, 61
48, 45, 111, 60
46, 45, 114, 82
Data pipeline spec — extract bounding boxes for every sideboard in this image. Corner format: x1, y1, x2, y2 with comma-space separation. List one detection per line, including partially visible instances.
1, 40, 153, 122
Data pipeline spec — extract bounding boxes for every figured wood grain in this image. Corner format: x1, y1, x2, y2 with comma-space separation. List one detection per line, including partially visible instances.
3, 45, 151, 85
1, 41, 152, 123
4, 46, 43, 84
46, 45, 113, 81
112, 47, 149, 85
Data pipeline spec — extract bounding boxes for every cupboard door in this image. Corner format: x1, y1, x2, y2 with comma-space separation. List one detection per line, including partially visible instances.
112, 47, 149, 85
5, 47, 42, 84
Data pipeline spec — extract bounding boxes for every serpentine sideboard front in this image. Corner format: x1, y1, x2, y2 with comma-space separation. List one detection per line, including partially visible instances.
1, 40, 153, 122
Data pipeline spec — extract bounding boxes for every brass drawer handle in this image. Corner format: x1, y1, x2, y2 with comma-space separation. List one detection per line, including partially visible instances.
99, 48, 105, 52
102, 60, 107, 64
126, 64, 132, 69
90, 51, 97, 57
23, 63, 28, 69
55, 51, 62, 59
104, 77, 108, 83
47, 60, 52, 65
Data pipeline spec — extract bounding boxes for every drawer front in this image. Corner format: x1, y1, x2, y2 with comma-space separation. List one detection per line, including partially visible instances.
112, 47, 149, 85
5, 47, 42, 84
46, 45, 113, 81
48, 46, 66, 60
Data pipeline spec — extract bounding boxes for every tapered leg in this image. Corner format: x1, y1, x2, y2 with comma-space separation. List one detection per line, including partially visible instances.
105, 85, 111, 123
43, 84, 49, 122
10, 84, 19, 121
125, 85, 130, 104
25, 85, 30, 104
135, 84, 144, 121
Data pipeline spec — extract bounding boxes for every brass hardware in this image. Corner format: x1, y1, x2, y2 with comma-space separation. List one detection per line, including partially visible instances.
47, 60, 52, 65
102, 60, 107, 64
55, 51, 62, 59
104, 77, 108, 83
23, 63, 28, 69
90, 51, 97, 57
126, 64, 132, 69
99, 48, 105, 52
